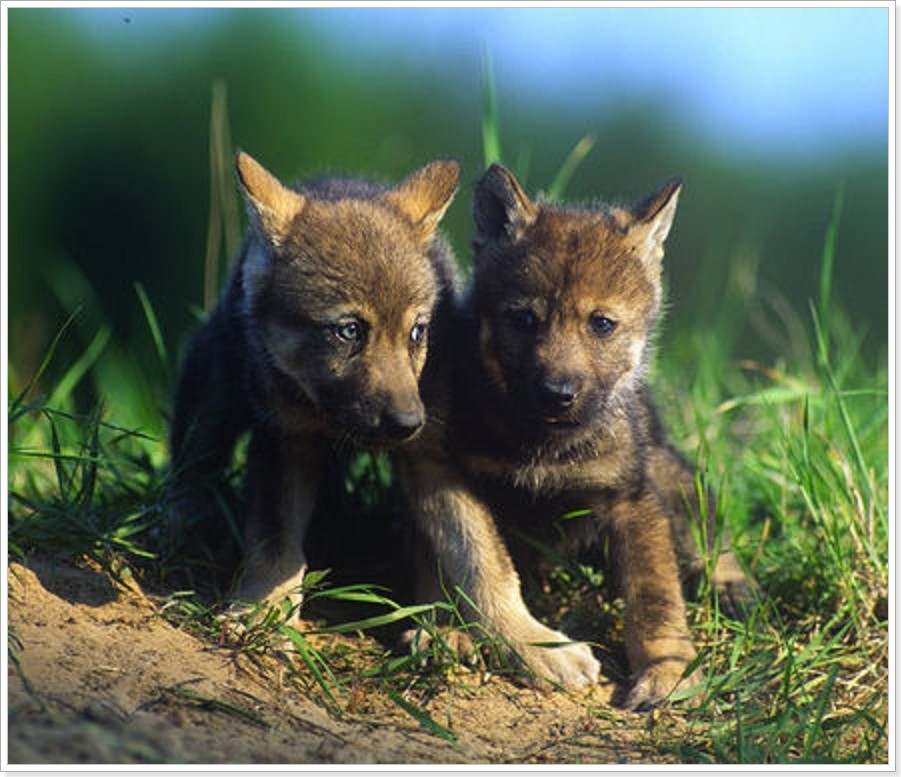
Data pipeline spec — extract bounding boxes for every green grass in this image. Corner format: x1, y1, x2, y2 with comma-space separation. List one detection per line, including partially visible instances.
639, 189, 889, 763
7, 83, 889, 763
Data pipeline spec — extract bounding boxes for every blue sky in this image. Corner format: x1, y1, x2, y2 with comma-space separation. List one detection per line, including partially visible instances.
72, 4, 890, 157
306, 6, 889, 155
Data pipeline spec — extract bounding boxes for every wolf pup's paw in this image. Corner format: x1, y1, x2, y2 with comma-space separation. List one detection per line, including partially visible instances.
232, 565, 307, 622
514, 626, 601, 692
622, 662, 703, 712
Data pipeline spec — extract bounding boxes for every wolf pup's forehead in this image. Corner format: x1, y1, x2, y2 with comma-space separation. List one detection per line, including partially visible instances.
288, 206, 441, 310
471, 164, 682, 319
237, 153, 458, 311
473, 164, 680, 277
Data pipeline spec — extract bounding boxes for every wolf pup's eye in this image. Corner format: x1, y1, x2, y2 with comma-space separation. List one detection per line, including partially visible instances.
589, 313, 617, 337
410, 321, 428, 346
333, 321, 363, 343
506, 306, 538, 332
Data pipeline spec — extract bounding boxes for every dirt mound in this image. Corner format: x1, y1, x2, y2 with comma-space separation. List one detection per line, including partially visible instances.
7, 558, 670, 765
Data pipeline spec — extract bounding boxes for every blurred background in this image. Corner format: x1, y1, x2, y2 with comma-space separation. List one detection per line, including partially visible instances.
6, 5, 890, 432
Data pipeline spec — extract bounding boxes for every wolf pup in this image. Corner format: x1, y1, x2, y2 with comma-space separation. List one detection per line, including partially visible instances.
407, 163, 752, 709
169, 151, 460, 612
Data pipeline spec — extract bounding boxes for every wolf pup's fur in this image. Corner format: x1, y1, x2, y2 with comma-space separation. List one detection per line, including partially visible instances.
405, 163, 752, 709
169, 151, 460, 610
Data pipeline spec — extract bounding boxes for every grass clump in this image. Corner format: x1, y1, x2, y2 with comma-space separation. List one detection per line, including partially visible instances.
633, 188, 889, 763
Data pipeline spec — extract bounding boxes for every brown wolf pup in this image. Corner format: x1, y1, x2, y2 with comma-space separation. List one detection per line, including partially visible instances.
169, 151, 460, 612
402, 163, 752, 709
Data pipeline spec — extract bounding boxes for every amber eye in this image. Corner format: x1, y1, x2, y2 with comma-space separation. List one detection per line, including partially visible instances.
589, 313, 617, 337
410, 321, 428, 346
506, 306, 538, 332
333, 320, 363, 343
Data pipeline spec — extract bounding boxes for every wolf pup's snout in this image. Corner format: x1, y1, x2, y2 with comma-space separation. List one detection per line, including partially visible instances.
538, 374, 581, 415
380, 405, 426, 441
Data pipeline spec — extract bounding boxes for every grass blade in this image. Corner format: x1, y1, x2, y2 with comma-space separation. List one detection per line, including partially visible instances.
480, 46, 502, 168
46, 326, 111, 409
170, 683, 270, 729
134, 282, 168, 364
316, 603, 444, 635
817, 182, 845, 366
802, 664, 839, 761
544, 134, 596, 202
384, 687, 457, 745
277, 623, 342, 710
204, 79, 241, 311
9, 310, 79, 421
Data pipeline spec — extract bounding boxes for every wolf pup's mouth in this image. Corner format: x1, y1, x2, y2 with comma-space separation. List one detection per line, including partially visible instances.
348, 421, 425, 449
541, 414, 581, 429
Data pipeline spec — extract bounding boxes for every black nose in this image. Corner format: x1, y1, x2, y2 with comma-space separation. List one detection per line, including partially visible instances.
539, 377, 580, 412
380, 409, 425, 441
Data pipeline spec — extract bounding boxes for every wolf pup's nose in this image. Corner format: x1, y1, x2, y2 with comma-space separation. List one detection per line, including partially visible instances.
540, 377, 579, 413
381, 408, 425, 441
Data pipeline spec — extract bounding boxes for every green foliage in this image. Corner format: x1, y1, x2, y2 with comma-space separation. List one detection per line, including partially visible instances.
640, 191, 888, 763
9, 403, 164, 572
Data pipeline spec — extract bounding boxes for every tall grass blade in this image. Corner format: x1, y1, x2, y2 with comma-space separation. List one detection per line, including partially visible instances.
46, 326, 111, 409
134, 282, 168, 364
809, 302, 880, 519
480, 47, 502, 168
9, 310, 79, 421
46, 410, 69, 500
817, 182, 844, 367
544, 134, 596, 202
76, 407, 102, 509
204, 80, 240, 311
802, 663, 839, 761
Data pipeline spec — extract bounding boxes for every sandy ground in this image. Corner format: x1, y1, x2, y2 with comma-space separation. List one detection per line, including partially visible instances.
6, 557, 682, 766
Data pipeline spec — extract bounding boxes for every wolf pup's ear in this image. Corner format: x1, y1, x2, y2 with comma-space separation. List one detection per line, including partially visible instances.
628, 177, 682, 269
473, 163, 538, 249
235, 151, 307, 245
382, 160, 460, 242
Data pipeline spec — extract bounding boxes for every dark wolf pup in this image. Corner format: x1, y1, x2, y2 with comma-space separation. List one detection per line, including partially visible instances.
169, 151, 460, 611
406, 163, 752, 709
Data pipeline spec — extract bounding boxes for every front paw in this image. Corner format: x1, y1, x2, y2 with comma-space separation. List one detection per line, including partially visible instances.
514, 627, 601, 692
622, 661, 702, 711
232, 564, 307, 623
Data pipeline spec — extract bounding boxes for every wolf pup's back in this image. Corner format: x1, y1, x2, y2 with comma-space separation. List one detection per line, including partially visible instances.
169, 151, 459, 610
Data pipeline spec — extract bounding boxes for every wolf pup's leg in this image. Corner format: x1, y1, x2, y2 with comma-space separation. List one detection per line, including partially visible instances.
398, 454, 601, 691
169, 309, 251, 567
234, 427, 321, 617
611, 489, 701, 710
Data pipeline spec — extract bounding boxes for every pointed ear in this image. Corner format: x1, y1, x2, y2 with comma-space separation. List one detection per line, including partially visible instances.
473, 163, 538, 248
381, 160, 460, 241
235, 151, 306, 243
628, 177, 682, 267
